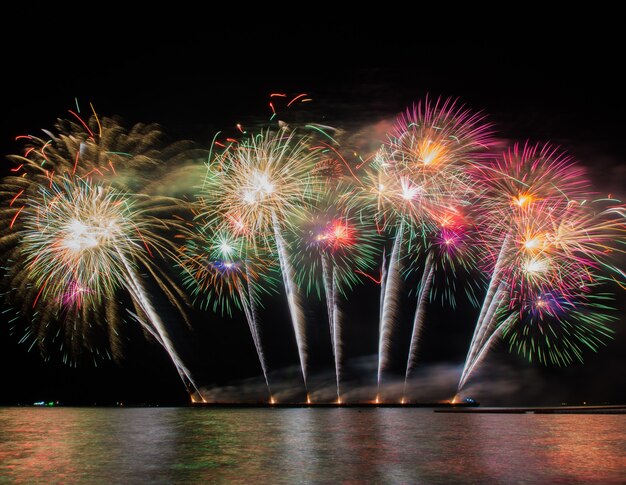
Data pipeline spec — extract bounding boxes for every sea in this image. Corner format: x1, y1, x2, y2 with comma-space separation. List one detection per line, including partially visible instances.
0, 407, 624, 484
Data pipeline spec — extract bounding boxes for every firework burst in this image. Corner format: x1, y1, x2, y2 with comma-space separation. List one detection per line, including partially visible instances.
1, 110, 198, 392
9, 112, 199, 191
178, 221, 277, 315
291, 185, 382, 297
458, 143, 625, 391
496, 200, 626, 364
200, 129, 323, 245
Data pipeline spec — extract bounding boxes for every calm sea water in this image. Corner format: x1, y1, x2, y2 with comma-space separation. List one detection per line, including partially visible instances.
0, 407, 624, 484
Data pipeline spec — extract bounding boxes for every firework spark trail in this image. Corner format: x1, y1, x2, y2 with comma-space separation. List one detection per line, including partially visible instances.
471, 280, 508, 364
244, 262, 270, 393
118, 250, 199, 393
332, 268, 342, 402
320, 252, 341, 401
458, 313, 516, 391
473, 234, 512, 335
458, 282, 507, 389
321, 252, 335, 345
126, 309, 166, 346
402, 251, 435, 399
377, 220, 404, 400
458, 234, 512, 386
379, 247, 388, 327
237, 277, 273, 399
476, 283, 507, 345
272, 212, 308, 395
176, 219, 277, 400
289, 206, 380, 403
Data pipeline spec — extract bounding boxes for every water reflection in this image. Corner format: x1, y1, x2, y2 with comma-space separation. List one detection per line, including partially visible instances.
0, 408, 624, 483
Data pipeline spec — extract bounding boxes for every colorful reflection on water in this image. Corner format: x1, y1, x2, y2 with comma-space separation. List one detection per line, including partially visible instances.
0, 408, 624, 483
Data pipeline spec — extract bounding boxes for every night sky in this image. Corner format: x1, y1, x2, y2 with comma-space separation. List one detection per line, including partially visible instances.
1, 19, 624, 406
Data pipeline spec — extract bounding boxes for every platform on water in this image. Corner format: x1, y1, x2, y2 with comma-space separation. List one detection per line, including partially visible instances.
191, 401, 478, 408
434, 405, 626, 414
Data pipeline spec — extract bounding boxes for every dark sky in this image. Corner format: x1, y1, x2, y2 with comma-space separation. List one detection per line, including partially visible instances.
1, 20, 624, 406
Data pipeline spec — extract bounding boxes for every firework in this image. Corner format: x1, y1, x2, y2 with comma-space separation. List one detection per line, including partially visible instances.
502, 286, 616, 366
291, 185, 381, 297
362, 97, 494, 400
1, 110, 199, 393
178, 218, 278, 398
401, 207, 484, 399
200, 129, 322, 244
9, 111, 200, 191
2, 98, 624, 405
197, 128, 324, 396
457, 143, 625, 391
289, 182, 382, 401
178, 221, 277, 314
499, 200, 624, 364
